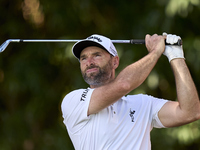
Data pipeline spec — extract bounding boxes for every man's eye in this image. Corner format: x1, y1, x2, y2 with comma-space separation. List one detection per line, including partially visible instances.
81, 57, 86, 61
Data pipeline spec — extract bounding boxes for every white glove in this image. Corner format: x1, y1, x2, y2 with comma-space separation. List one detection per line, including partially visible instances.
162, 32, 185, 62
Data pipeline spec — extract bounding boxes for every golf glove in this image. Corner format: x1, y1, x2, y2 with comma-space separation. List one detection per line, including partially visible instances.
162, 33, 185, 62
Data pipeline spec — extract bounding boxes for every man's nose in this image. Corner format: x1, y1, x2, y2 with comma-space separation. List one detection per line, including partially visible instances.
86, 57, 95, 66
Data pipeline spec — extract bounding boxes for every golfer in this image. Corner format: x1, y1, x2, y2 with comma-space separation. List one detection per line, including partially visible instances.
61, 33, 200, 150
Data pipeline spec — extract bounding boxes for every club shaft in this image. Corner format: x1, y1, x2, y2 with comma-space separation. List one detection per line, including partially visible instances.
0, 38, 182, 53
19, 39, 182, 45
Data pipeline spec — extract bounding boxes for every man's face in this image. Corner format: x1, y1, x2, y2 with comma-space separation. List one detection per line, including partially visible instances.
80, 46, 114, 87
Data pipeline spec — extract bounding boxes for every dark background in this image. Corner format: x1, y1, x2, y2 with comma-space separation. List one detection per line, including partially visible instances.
0, 0, 200, 149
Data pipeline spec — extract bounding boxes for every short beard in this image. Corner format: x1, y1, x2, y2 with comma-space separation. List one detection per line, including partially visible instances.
81, 59, 113, 87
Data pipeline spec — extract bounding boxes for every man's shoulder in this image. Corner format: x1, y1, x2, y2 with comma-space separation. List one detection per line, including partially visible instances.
62, 88, 93, 103
61, 88, 86, 109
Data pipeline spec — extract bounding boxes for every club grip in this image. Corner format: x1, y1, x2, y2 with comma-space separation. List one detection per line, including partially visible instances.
130, 39, 182, 46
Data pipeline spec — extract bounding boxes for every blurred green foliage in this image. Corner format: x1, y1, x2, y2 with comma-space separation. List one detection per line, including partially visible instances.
0, 0, 200, 149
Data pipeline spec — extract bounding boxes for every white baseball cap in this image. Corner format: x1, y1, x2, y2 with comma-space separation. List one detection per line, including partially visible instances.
72, 34, 118, 60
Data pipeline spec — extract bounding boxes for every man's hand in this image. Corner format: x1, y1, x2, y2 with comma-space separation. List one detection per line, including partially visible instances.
162, 33, 185, 62
145, 34, 166, 56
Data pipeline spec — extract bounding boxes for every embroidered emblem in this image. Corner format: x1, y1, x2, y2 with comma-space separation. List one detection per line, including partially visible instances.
87, 36, 102, 42
129, 108, 135, 122
80, 88, 89, 101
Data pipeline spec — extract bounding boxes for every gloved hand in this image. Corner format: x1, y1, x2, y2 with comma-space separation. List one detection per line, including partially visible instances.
162, 32, 185, 62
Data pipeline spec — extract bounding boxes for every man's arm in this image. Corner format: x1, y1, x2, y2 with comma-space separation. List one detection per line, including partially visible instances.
158, 58, 200, 127
88, 34, 165, 115
157, 34, 200, 127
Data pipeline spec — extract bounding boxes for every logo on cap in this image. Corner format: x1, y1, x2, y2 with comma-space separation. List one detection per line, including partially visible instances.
87, 36, 102, 42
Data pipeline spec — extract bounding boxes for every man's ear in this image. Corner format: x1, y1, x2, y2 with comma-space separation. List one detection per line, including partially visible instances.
113, 56, 119, 69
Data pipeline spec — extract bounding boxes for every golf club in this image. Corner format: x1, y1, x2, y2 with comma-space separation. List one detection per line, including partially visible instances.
0, 39, 182, 53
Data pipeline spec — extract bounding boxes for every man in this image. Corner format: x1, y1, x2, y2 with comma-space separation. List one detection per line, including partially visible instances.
61, 33, 200, 150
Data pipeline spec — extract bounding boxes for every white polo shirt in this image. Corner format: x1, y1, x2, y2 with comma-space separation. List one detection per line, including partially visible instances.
61, 88, 168, 150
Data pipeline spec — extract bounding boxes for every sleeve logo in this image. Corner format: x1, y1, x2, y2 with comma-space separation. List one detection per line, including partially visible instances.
80, 88, 90, 101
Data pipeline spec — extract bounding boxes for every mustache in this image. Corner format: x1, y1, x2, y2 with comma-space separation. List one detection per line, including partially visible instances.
86, 64, 99, 70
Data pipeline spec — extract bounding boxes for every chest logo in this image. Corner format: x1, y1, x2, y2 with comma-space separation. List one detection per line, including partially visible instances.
129, 109, 136, 122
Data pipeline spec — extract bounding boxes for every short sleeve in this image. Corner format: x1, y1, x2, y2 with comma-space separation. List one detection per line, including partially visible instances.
150, 96, 168, 128
61, 88, 94, 134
